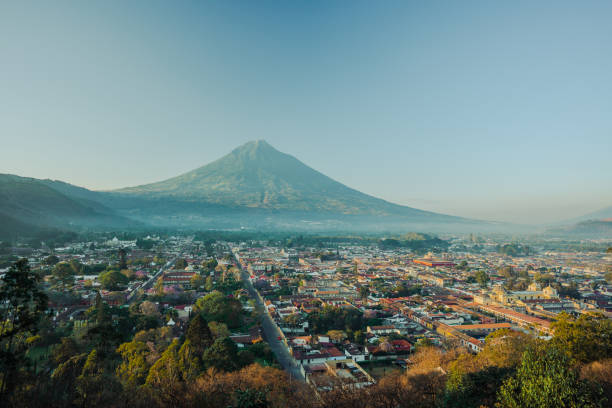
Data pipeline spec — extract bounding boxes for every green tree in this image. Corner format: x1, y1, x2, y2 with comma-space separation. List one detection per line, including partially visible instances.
92, 292, 110, 326
146, 338, 183, 385
195, 291, 243, 328
116, 341, 151, 386
69, 259, 83, 275
202, 337, 241, 371
283, 313, 302, 327
44, 255, 60, 266
0, 259, 48, 398
232, 388, 269, 408
185, 314, 214, 354
327, 330, 346, 343
190, 274, 205, 289
359, 286, 370, 301
497, 345, 602, 408
202, 258, 218, 271
209, 321, 231, 339
354, 330, 366, 345
51, 337, 80, 365
474, 270, 490, 288
99, 270, 129, 290
50, 353, 88, 402
154, 277, 165, 296
175, 258, 188, 269
177, 339, 203, 381
414, 337, 434, 351
118, 248, 127, 270
444, 363, 511, 408
76, 349, 121, 407
205, 276, 214, 291
551, 312, 612, 364
52, 262, 75, 286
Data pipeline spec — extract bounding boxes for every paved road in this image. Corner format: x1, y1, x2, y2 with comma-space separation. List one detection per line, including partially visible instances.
238, 263, 305, 381
127, 259, 174, 303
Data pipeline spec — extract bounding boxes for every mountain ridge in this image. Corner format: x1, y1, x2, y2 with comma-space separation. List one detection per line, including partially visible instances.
1, 141, 504, 235
0, 174, 139, 232
115, 140, 462, 220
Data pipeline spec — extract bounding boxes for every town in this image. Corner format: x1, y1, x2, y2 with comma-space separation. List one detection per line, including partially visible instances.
1, 232, 610, 406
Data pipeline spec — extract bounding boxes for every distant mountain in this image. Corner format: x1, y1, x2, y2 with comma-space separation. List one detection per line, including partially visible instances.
0, 212, 44, 240
547, 219, 612, 238
116, 140, 461, 221
1, 142, 498, 235
573, 205, 612, 222
0, 174, 138, 234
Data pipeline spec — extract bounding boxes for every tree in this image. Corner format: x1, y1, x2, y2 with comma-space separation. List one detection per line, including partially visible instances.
118, 248, 127, 270
307, 305, 364, 334
443, 355, 511, 408
551, 312, 612, 364
146, 338, 183, 385
232, 388, 269, 408
92, 292, 110, 326
186, 314, 214, 353
154, 276, 165, 296
414, 337, 434, 351
175, 258, 188, 269
116, 341, 151, 386
0, 259, 48, 398
136, 238, 155, 250
178, 339, 203, 381
327, 330, 346, 343
359, 286, 370, 301
283, 313, 302, 327
202, 258, 218, 271
202, 337, 240, 371
205, 276, 214, 291
51, 337, 80, 365
208, 321, 231, 339
99, 270, 129, 290
481, 329, 534, 368
76, 349, 121, 407
44, 255, 60, 266
51, 353, 88, 403
474, 271, 490, 288
497, 345, 602, 408
190, 274, 205, 289
195, 291, 243, 328
354, 330, 366, 345
69, 259, 83, 275
557, 282, 581, 300
52, 262, 75, 286
139, 300, 160, 317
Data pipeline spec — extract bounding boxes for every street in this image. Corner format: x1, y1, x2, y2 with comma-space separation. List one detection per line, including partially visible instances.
238, 263, 305, 381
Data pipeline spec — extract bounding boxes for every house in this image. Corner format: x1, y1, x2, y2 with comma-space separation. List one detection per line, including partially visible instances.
305, 359, 375, 392
366, 325, 400, 336
344, 343, 369, 362
161, 270, 196, 288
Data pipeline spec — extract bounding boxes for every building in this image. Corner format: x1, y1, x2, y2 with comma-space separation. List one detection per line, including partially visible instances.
161, 270, 196, 288
305, 359, 375, 392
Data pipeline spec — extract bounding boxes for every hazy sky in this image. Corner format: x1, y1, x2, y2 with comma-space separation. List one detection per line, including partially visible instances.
1, 1, 611, 224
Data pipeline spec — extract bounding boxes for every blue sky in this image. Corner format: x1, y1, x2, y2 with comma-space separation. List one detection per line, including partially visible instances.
1, 1, 611, 224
